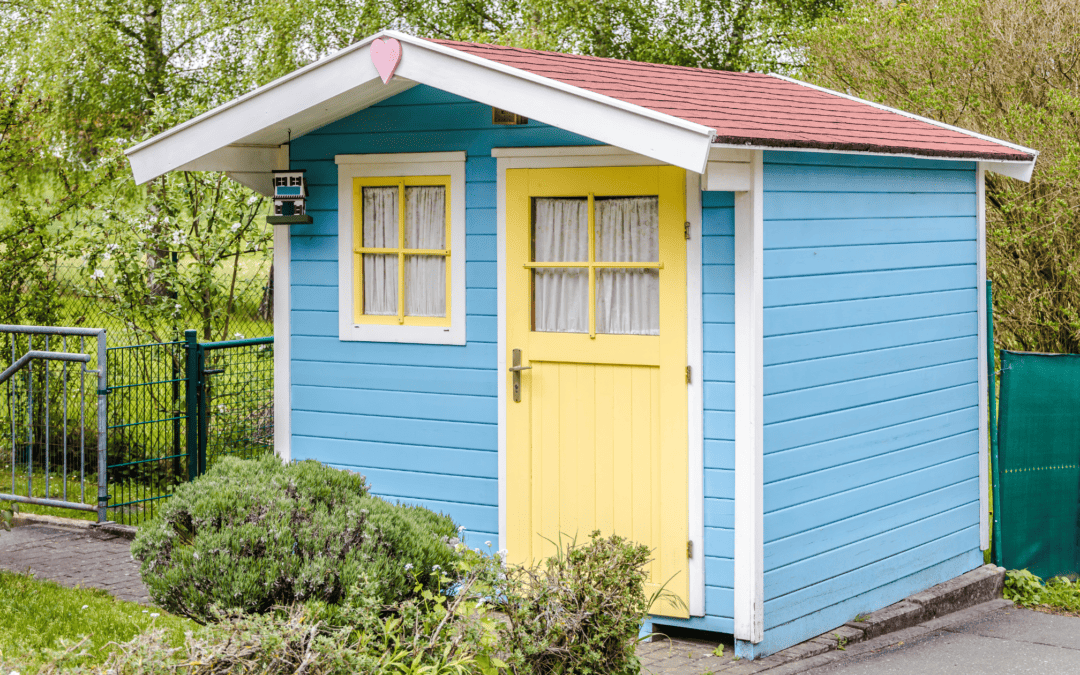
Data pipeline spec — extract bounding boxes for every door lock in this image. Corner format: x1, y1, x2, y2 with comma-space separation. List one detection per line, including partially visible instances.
509, 348, 531, 402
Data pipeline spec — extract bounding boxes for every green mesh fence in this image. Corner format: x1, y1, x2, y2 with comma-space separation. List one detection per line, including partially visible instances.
197, 336, 274, 471
995, 350, 1080, 580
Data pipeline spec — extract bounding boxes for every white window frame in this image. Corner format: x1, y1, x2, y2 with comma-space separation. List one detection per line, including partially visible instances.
336, 152, 467, 345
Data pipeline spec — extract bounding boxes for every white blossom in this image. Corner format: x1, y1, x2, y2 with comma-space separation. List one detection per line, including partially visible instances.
404, 563, 413, 571
81, 605, 89, 610
457, 525, 466, 533
231, 223, 242, 232
150, 613, 160, 618
432, 565, 441, 572
170, 230, 186, 246
90, 269, 105, 280
485, 541, 492, 547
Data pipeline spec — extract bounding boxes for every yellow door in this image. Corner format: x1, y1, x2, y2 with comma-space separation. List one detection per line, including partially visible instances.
506, 165, 689, 617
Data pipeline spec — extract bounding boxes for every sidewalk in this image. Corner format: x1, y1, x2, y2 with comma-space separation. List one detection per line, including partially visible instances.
805, 603, 1080, 674
0, 522, 148, 604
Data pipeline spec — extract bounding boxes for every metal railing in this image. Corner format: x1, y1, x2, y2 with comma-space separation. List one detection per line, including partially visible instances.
0, 325, 107, 522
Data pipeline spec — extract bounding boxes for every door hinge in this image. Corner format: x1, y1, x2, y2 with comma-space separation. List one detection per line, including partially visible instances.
687, 540, 693, 559
684, 222, 691, 240
686, 365, 692, 384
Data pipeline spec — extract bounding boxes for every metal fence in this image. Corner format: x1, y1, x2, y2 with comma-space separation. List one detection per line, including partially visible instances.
0, 324, 273, 526
0, 325, 108, 522
106, 340, 188, 525
187, 331, 274, 478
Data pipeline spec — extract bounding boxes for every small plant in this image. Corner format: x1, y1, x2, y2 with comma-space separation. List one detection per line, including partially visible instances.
131, 456, 462, 623
712, 643, 725, 657
853, 613, 868, 622
1004, 569, 1047, 607
498, 531, 661, 675
1005, 569, 1080, 614
834, 633, 847, 651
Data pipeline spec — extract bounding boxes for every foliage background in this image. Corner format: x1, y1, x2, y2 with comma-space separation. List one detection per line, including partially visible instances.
802, 0, 1079, 354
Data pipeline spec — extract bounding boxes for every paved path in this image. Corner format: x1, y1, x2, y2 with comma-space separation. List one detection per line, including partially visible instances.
806, 603, 1080, 675
0, 523, 149, 604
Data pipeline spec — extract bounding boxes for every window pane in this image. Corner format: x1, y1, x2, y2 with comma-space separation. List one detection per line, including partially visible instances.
363, 254, 397, 315
404, 186, 446, 249
533, 198, 588, 263
593, 196, 660, 335
596, 269, 659, 335
534, 268, 587, 333
362, 187, 398, 247
405, 255, 446, 317
595, 197, 659, 262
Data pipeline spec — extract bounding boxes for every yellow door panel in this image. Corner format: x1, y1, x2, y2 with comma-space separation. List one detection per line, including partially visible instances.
506, 165, 689, 618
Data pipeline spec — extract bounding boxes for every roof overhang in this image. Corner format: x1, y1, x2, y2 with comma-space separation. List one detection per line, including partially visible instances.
125, 30, 717, 194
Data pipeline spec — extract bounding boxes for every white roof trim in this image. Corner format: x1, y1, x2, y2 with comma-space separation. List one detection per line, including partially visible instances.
768, 73, 1037, 181
125, 30, 716, 186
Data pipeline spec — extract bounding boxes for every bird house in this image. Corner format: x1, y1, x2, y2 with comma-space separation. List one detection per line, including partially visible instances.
272, 169, 308, 217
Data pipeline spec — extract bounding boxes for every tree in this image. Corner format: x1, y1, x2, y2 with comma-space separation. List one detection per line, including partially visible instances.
0, 0, 389, 340
390, 0, 844, 73
801, 0, 1080, 353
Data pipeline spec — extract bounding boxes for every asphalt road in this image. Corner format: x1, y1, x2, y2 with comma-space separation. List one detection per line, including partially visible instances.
808, 605, 1080, 675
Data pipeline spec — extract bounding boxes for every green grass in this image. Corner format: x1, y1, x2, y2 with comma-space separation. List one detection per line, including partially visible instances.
0, 468, 100, 521
0, 570, 195, 672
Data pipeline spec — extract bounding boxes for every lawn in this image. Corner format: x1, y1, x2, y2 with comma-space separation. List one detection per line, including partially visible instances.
0, 570, 194, 672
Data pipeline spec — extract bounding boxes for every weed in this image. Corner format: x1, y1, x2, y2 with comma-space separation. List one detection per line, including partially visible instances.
712, 643, 725, 657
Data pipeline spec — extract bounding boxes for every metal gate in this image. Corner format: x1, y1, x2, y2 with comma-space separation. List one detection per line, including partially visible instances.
0, 325, 108, 522
0, 324, 272, 526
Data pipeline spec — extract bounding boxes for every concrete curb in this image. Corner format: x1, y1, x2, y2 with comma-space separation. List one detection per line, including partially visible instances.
726, 564, 1007, 673
10, 512, 138, 540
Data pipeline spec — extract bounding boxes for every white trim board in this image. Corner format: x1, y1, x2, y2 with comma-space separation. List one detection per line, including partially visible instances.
977, 163, 989, 551
335, 152, 467, 346
494, 146, 705, 615
273, 221, 292, 463
733, 151, 765, 644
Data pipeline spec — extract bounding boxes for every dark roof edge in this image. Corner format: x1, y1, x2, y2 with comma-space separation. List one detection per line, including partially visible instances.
712, 135, 1034, 163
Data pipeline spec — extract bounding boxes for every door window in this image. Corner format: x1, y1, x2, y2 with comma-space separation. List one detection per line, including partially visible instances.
531, 196, 660, 336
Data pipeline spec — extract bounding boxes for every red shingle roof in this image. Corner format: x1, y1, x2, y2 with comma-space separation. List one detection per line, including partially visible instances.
432, 39, 1033, 162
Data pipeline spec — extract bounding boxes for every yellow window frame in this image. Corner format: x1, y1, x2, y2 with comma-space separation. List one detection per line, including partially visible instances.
352, 175, 453, 326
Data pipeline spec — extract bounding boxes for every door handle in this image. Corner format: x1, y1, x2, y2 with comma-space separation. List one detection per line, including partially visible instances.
510, 349, 531, 402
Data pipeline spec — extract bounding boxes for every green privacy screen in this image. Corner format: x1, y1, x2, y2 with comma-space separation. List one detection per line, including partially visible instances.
996, 350, 1080, 580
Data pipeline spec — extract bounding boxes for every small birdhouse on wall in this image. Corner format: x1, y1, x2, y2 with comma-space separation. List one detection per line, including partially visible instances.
267, 169, 313, 224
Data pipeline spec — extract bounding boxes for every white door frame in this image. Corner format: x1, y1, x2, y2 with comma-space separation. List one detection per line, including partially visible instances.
493, 145, 706, 616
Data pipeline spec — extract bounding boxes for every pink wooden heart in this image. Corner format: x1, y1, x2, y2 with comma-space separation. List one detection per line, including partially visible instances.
370, 37, 401, 84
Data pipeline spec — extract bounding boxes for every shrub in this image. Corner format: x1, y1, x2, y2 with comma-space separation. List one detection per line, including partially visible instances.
131, 455, 461, 623
497, 531, 658, 675
1005, 569, 1080, 613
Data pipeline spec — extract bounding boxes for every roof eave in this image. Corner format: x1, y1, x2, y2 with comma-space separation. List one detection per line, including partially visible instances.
125, 30, 716, 191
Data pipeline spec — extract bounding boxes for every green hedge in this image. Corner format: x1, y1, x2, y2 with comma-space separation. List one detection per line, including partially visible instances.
131, 456, 460, 623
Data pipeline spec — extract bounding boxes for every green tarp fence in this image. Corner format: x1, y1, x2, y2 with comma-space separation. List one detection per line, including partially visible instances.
995, 350, 1080, 579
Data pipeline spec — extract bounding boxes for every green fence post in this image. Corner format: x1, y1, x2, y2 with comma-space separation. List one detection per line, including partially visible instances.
988, 280, 1003, 567
184, 330, 199, 481
197, 342, 208, 476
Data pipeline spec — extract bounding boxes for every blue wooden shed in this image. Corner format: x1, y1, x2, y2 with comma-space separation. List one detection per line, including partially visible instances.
126, 31, 1038, 658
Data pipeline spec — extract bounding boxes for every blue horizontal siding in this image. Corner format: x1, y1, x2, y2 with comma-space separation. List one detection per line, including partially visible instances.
289, 84, 598, 540
759, 151, 982, 652
699, 192, 736, 626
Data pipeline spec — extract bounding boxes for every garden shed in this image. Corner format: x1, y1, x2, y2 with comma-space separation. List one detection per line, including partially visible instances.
124, 30, 1037, 659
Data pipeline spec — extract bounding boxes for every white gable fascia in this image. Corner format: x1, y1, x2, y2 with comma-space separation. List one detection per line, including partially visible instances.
125, 30, 716, 188
766, 74, 1037, 182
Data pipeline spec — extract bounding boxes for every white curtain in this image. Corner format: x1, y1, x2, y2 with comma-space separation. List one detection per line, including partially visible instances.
404, 186, 447, 317
595, 197, 660, 335
533, 198, 588, 333
362, 187, 398, 315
